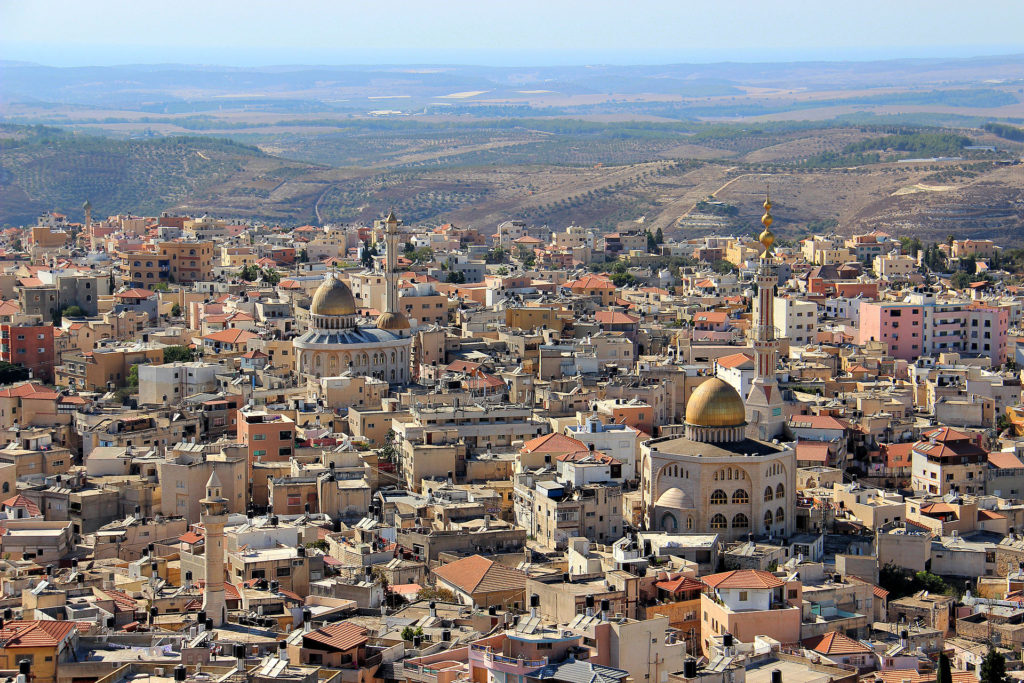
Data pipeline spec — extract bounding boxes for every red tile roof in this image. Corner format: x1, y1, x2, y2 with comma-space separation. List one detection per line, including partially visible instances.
595, 311, 639, 325
1, 495, 41, 517
521, 432, 587, 454
655, 574, 704, 594
302, 622, 368, 652
567, 274, 615, 291
203, 328, 258, 344
988, 451, 1024, 469
715, 353, 754, 369
115, 288, 156, 299
701, 569, 784, 590
179, 531, 203, 545
432, 554, 526, 595
803, 631, 872, 655
0, 620, 81, 647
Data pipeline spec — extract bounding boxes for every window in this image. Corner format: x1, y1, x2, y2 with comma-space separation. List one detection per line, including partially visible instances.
764, 486, 774, 501
776, 507, 785, 523
276, 567, 290, 577
739, 591, 748, 601
776, 483, 785, 499
732, 513, 749, 529
710, 490, 727, 505
732, 490, 749, 504
710, 514, 728, 529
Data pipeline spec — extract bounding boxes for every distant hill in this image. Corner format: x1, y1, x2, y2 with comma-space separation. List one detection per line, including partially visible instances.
0, 125, 331, 225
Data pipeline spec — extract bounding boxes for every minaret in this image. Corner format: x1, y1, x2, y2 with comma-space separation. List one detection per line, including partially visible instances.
82, 199, 94, 251
200, 471, 229, 627
382, 211, 400, 315
745, 190, 786, 441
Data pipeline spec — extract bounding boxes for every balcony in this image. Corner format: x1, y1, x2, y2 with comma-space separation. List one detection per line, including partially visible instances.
468, 644, 546, 674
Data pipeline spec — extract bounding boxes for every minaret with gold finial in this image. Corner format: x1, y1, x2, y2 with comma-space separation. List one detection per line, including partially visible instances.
745, 188, 786, 440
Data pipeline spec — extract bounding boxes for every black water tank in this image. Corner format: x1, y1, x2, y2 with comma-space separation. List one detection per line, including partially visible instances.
683, 660, 697, 679
279, 640, 287, 652
771, 669, 782, 683
106, 616, 115, 628
297, 546, 305, 557
19, 661, 31, 676
600, 599, 610, 613
150, 607, 158, 617
530, 594, 540, 608
585, 595, 594, 608
442, 629, 451, 642
185, 571, 193, 581
197, 610, 206, 624
174, 666, 187, 682
488, 605, 497, 615
204, 618, 213, 631
722, 633, 733, 647
413, 635, 421, 648
233, 644, 246, 659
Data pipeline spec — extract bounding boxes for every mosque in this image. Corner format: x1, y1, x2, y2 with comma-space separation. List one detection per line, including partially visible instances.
640, 194, 794, 542
294, 212, 412, 383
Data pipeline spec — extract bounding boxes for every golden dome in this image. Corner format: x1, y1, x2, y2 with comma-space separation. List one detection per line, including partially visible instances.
311, 274, 356, 317
685, 378, 746, 427
376, 311, 410, 331
759, 228, 775, 252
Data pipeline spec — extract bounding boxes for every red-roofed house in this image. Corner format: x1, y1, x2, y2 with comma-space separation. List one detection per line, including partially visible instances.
288, 622, 374, 674
1, 494, 42, 519
646, 573, 703, 634
202, 328, 258, 355
520, 433, 588, 469
0, 620, 81, 683
432, 554, 526, 608
565, 274, 616, 305
802, 631, 873, 670
699, 570, 802, 656
911, 426, 988, 496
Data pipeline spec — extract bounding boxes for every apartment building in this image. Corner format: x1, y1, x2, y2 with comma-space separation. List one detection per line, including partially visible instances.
774, 296, 819, 347
0, 324, 55, 383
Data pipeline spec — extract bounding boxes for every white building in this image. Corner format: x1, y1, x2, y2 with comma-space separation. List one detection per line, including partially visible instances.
138, 361, 221, 406
565, 412, 641, 481
774, 296, 818, 347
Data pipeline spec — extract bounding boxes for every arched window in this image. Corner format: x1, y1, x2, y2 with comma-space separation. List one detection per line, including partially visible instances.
776, 507, 785, 524
776, 483, 785, 499
710, 490, 728, 505
710, 514, 728, 529
686, 517, 694, 530
732, 513, 749, 529
764, 486, 774, 502
764, 510, 774, 529
732, 490, 749, 504
660, 512, 677, 531
1, 481, 8, 493
714, 471, 719, 481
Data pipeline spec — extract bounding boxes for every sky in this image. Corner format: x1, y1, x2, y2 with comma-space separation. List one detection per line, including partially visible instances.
2, 0, 1024, 67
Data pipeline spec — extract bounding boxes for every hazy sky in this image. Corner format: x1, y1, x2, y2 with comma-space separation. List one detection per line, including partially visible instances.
3, 0, 1024, 66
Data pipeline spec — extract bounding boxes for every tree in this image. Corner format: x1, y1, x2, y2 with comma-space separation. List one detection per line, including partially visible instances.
163, 345, 195, 363
980, 644, 1009, 683
237, 264, 261, 282
997, 412, 1013, 433
646, 230, 658, 253
62, 305, 85, 318
712, 259, 738, 274
495, 266, 509, 276
170, 303, 182, 317
151, 282, 170, 292
261, 268, 281, 286
951, 271, 972, 290
445, 270, 466, 284
936, 652, 952, 683
379, 429, 398, 463
0, 361, 30, 385
485, 246, 507, 264
127, 364, 140, 389
361, 241, 378, 268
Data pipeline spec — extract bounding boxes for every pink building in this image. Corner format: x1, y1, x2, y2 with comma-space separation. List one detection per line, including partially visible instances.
859, 301, 923, 360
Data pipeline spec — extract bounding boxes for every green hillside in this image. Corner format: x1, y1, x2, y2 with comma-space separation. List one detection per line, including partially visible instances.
0, 126, 325, 225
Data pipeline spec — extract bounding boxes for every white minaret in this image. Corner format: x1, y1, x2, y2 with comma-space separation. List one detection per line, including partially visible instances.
745, 191, 786, 441
200, 470, 229, 627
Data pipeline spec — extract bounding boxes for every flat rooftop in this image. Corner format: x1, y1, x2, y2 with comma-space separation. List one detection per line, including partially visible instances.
745, 658, 845, 683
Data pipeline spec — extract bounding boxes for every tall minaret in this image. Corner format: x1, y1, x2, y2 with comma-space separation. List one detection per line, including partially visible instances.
82, 199, 94, 252
382, 211, 400, 315
200, 471, 228, 627
745, 190, 786, 441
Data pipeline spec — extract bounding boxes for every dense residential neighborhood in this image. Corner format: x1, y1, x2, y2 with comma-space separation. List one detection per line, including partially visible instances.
1, 199, 1022, 683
